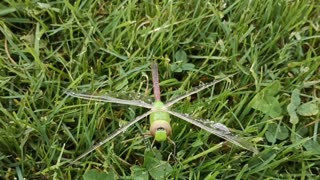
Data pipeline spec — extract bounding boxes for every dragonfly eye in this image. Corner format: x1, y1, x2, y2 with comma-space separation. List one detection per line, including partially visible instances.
150, 120, 172, 142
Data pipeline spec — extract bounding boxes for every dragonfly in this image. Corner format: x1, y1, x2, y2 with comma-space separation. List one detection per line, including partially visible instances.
66, 63, 258, 164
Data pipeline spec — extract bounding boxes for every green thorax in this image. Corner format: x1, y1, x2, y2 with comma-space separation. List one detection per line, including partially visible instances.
150, 101, 171, 124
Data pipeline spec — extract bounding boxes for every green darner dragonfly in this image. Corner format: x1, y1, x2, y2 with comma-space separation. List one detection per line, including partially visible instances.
66, 63, 258, 164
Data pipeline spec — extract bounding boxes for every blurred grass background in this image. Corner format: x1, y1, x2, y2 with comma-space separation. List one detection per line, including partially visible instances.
0, 0, 319, 179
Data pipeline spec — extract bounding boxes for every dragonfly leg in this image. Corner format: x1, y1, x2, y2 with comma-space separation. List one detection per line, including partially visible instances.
140, 133, 153, 149
166, 136, 178, 163
151, 138, 156, 148
167, 137, 176, 157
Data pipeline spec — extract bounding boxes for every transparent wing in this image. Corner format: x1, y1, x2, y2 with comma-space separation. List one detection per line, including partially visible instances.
168, 110, 258, 154
165, 74, 235, 108
68, 110, 153, 165
66, 91, 153, 109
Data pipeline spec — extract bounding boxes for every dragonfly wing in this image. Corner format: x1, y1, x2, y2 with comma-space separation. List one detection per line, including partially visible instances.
165, 74, 235, 108
66, 91, 153, 109
168, 110, 258, 154
68, 110, 153, 165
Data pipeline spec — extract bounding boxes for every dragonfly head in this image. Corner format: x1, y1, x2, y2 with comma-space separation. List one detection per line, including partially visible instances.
150, 120, 172, 142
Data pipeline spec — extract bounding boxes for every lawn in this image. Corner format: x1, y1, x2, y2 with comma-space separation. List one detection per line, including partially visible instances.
0, 0, 319, 179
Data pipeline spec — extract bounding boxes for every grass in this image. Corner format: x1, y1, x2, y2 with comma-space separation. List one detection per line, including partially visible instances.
0, 0, 319, 179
